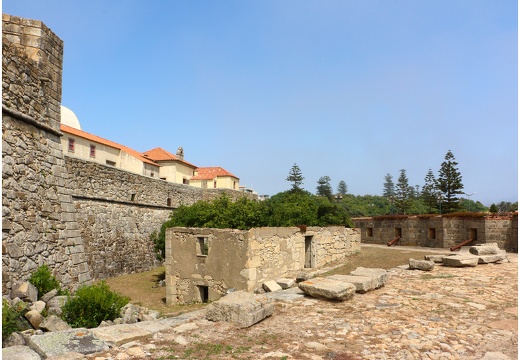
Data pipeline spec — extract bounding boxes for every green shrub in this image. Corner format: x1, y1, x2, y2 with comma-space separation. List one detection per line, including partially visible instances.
2, 299, 21, 341
28, 264, 65, 299
61, 281, 129, 328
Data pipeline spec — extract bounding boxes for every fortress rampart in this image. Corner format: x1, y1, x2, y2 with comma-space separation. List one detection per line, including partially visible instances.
2, 14, 253, 293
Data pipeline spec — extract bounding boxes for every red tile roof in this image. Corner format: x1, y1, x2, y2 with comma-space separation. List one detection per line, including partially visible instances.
60, 124, 158, 166
142, 147, 197, 168
191, 166, 239, 180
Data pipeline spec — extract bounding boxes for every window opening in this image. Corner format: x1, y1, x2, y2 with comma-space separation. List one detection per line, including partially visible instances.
394, 227, 402, 238
68, 138, 75, 152
167, 197, 172, 207
89, 145, 96, 158
213, 180, 217, 188
130, 194, 136, 202
469, 228, 477, 241
428, 228, 436, 240
366, 228, 373, 237
197, 237, 208, 256
106, 160, 116, 166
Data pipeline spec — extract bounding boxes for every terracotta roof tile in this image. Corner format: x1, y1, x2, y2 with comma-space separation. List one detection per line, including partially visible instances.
191, 166, 239, 180
142, 147, 197, 168
60, 124, 158, 166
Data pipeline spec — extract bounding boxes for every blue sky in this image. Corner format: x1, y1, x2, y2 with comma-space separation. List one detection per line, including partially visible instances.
4, 1, 517, 205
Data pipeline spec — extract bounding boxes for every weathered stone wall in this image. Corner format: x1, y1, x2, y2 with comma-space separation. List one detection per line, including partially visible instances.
353, 215, 517, 251
165, 226, 361, 304
2, 14, 91, 293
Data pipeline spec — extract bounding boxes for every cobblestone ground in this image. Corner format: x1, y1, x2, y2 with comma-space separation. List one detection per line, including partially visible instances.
89, 251, 518, 360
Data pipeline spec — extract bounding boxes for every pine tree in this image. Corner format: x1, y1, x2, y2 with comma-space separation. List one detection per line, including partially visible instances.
337, 180, 348, 196
421, 168, 438, 213
383, 173, 395, 198
286, 163, 304, 192
395, 169, 413, 214
316, 176, 333, 199
436, 150, 464, 213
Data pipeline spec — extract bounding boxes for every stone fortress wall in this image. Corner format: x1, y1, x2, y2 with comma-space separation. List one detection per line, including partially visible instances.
2, 14, 254, 293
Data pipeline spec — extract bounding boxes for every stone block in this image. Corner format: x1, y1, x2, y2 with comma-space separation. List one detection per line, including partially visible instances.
295, 272, 310, 283
262, 280, 282, 292
11, 281, 38, 302
276, 278, 295, 290
409, 258, 435, 271
27, 328, 109, 357
349, 267, 388, 288
90, 324, 152, 346
25, 309, 44, 329
39, 315, 72, 332
478, 253, 507, 264
327, 274, 377, 293
469, 243, 501, 255
424, 254, 450, 263
298, 277, 356, 301
442, 255, 479, 267
205, 290, 274, 328
2, 345, 41, 360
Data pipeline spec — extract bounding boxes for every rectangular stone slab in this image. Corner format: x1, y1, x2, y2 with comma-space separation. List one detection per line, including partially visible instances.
90, 323, 153, 346
349, 267, 388, 288
27, 328, 109, 358
298, 277, 356, 301
327, 274, 378, 293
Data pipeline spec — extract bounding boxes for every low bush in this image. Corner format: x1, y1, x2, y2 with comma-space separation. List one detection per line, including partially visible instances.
2, 299, 21, 341
61, 281, 130, 328
28, 264, 66, 299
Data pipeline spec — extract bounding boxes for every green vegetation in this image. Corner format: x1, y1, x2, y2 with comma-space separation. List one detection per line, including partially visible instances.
2, 299, 22, 341
61, 281, 129, 328
28, 264, 67, 299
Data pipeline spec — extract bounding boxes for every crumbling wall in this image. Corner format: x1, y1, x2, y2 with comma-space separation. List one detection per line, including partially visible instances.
166, 226, 361, 304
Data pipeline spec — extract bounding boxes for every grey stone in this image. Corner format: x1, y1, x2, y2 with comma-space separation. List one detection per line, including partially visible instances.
46, 295, 67, 309
46, 352, 86, 360
40, 289, 58, 303
2, 345, 41, 360
25, 309, 44, 329
478, 253, 508, 264
298, 277, 356, 301
206, 290, 274, 328
275, 278, 295, 290
39, 315, 72, 332
262, 280, 282, 292
120, 303, 140, 324
442, 255, 479, 267
424, 254, 450, 263
295, 272, 311, 283
27, 328, 109, 358
3, 332, 26, 347
469, 243, 501, 256
90, 323, 152, 346
11, 282, 38, 303
409, 258, 435, 271
29, 300, 46, 313
266, 286, 306, 302
327, 274, 378, 293
349, 267, 388, 288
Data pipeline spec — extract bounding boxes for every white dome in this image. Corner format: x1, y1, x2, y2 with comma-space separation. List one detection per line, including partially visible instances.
60, 105, 82, 130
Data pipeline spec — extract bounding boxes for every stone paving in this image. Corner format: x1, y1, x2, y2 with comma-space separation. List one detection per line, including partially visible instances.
4, 246, 517, 360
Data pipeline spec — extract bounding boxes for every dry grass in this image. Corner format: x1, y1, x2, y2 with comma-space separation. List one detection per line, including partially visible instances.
103, 245, 448, 314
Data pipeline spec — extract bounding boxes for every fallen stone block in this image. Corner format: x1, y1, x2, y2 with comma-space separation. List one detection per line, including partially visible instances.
424, 254, 450, 263
27, 328, 109, 358
276, 278, 295, 290
266, 287, 306, 302
25, 309, 44, 329
206, 291, 274, 328
39, 315, 72, 332
298, 277, 356, 301
469, 243, 500, 256
46, 351, 86, 360
2, 345, 41, 360
90, 323, 152, 346
40, 289, 58, 303
262, 280, 282, 292
295, 272, 310, 283
327, 274, 378, 293
478, 253, 508, 264
442, 255, 479, 267
409, 258, 435, 271
11, 282, 38, 303
349, 267, 388, 288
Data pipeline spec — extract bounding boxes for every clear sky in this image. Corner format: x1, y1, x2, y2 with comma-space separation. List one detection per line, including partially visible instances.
4, 1, 517, 205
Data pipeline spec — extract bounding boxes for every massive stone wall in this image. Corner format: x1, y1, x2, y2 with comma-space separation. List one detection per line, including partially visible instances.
2, 14, 91, 293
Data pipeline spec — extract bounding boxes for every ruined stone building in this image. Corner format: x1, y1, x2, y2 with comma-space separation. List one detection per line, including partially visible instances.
165, 226, 361, 304
353, 214, 517, 252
